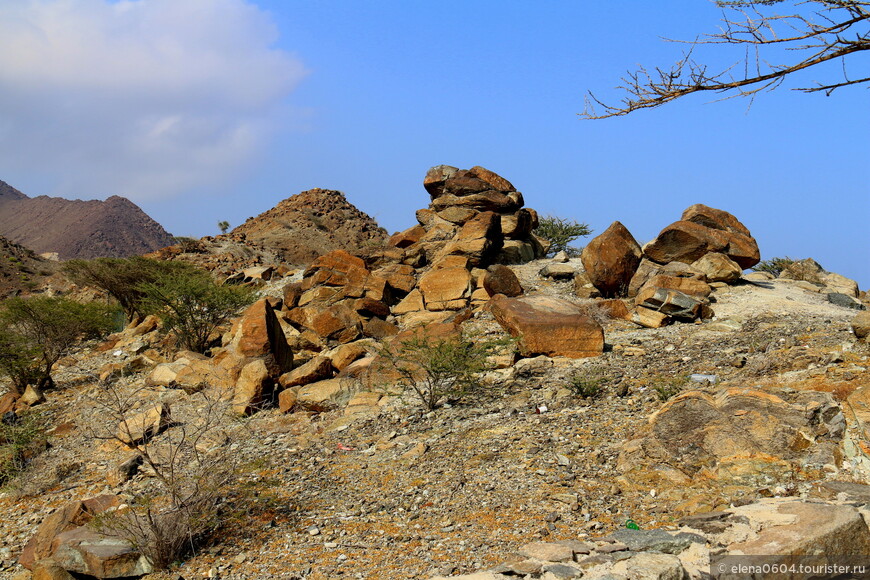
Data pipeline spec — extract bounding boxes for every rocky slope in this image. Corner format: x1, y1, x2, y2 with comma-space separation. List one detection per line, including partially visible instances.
0, 180, 174, 259
230, 188, 388, 266
1, 166, 869, 580
0, 236, 56, 298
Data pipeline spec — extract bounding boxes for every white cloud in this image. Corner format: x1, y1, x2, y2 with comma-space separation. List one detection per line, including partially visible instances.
0, 0, 306, 200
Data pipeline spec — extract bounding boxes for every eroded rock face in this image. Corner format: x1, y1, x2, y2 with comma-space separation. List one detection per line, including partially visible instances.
489, 295, 604, 358
619, 387, 845, 486
233, 298, 293, 374
580, 221, 642, 298
644, 204, 760, 269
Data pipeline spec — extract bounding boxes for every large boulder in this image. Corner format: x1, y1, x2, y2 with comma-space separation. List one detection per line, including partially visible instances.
853, 311, 870, 340
691, 252, 742, 283
580, 221, 642, 297
644, 204, 760, 269
483, 264, 523, 297
418, 266, 473, 311
232, 298, 293, 374
489, 295, 604, 358
115, 403, 170, 446
619, 387, 845, 486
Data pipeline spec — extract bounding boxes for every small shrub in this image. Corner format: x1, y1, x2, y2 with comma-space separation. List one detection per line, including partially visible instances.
0, 410, 48, 487
0, 296, 117, 391
217, 220, 230, 235
376, 328, 508, 410
91, 383, 243, 569
138, 267, 255, 354
648, 375, 688, 401
172, 237, 206, 254
752, 256, 794, 277
569, 371, 605, 399
535, 215, 592, 257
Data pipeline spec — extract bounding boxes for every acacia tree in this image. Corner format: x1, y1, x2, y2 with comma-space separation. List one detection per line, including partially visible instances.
583, 1, 870, 118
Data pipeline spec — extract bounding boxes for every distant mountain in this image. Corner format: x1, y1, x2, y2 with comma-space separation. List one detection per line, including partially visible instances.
0, 234, 55, 298
0, 180, 175, 260
230, 188, 388, 265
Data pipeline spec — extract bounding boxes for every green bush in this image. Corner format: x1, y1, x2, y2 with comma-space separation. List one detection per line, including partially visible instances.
752, 256, 795, 277
138, 267, 255, 354
569, 371, 605, 399
0, 296, 117, 392
0, 410, 48, 486
376, 328, 508, 410
535, 215, 592, 257
63, 257, 191, 322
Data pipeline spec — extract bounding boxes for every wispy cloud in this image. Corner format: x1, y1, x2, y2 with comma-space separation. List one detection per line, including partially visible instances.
0, 0, 306, 200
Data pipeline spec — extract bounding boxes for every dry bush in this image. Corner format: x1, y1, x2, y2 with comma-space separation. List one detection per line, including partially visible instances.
90, 379, 245, 569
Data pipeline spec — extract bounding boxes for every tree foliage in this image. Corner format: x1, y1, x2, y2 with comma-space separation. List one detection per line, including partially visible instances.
535, 215, 592, 257
63, 257, 190, 322
583, 1, 870, 118
0, 296, 117, 392
138, 268, 255, 354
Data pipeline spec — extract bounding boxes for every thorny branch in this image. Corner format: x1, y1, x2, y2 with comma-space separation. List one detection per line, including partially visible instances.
582, 1, 870, 118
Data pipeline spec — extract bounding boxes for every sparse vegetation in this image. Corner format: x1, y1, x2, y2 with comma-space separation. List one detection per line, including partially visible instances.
535, 215, 592, 257
648, 375, 688, 402
173, 236, 206, 254
0, 296, 117, 392
64, 257, 192, 322
91, 383, 243, 569
0, 410, 48, 487
218, 220, 230, 235
138, 267, 255, 354
569, 370, 605, 399
752, 256, 795, 277
376, 329, 507, 410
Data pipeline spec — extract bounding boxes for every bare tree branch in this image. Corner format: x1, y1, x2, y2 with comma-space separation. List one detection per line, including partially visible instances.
582, 0, 870, 119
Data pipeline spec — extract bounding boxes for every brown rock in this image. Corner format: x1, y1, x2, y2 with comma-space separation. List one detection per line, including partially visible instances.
423, 165, 459, 198
639, 274, 712, 299
362, 318, 399, 339
353, 296, 391, 319
282, 281, 303, 309
233, 359, 272, 415
392, 288, 425, 315
31, 559, 76, 580
468, 165, 516, 192
310, 303, 362, 343
853, 311, 870, 340
115, 404, 170, 445
234, 299, 293, 373
372, 263, 417, 295
328, 342, 369, 371
580, 221, 642, 298
388, 224, 426, 248
592, 299, 632, 321
0, 391, 18, 414
436, 207, 478, 224
483, 264, 523, 297
632, 306, 670, 328
645, 206, 760, 269
691, 252, 743, 283
489, 295, 604, 358
278, 388, 297, 413
295, 378, 354, 412
418, 267, 472, 311
636, 287, 702, 321
51, 527, 153, 578
619, 387, 844, 484
279, 356, 333, 388
628, 258, 705, 297
430, 191, 521, 213
500, 209, 533, 240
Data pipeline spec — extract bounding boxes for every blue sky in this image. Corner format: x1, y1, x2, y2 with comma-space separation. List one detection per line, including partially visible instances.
0, 1, 867, 286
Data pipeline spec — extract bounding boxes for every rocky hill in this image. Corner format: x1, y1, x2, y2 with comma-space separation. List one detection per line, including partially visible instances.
1, 166, 869, 580
0, 235, 55, 298
230, 188, 388, 265
0, 180, 174, 259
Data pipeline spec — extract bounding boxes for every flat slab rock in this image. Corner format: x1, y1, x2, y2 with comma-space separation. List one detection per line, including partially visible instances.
489, 295, 604, 358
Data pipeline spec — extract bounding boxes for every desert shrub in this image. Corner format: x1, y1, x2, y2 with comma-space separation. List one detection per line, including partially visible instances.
376, 329, 508, 410
569, 370, 606, 399
0, 410, 48, 486
91, 384, 243, 569
64, 257, 191, 321
752, 256, 795, 277
172, 236, 206, 254
217, 220, 230, 235
648, 375, 688, 402
0, 296, 117, 392
138, 267, 255, 354
535, 215, 592, 257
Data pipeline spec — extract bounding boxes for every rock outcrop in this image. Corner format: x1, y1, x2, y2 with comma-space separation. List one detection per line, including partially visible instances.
580, 221, 642, 298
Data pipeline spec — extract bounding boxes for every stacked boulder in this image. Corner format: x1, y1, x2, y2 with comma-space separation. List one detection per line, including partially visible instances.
578, 204, 760, 328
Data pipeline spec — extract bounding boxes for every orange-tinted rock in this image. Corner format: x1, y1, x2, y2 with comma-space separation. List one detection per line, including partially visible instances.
51, 527, 153, 578
388, 225, 426, 248
430, 191, 521, 213
639, 274, 712, 299
303, 249, 366, 277
483, 264, 523, 297
501, 209, 533, 240
362, 318, 399, 339
373, 263, 417, 295
279, 356, 333, 388
234, 299, 293, 373
283, 281, 303, 309
310, 303, 362, 343
423, 165, 460, 198
490, 295, 604, 358
645, 205, 760, 269
233, 359, 273, 415
580, 221, 642, 298
353, 296, 391, 319
593, 298, 632, 321
278, 388, 297, 413
468, 165, 516, 192
392, 288, 425, 315
328, 342, 369, 371
692, 252, 743, 283
418, 266, 472, 311
636, 287, 702, 321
